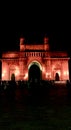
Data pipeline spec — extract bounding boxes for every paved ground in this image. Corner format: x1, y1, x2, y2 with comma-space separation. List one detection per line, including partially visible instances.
0, 83, 71, 130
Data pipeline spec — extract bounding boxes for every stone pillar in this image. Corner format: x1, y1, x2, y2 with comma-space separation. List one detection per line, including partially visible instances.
44, 37, 50, 51
46, 58, 51, 80
20, 37, 25, 51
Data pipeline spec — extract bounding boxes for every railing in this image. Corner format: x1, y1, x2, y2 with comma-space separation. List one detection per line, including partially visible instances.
20, 52, 50, 58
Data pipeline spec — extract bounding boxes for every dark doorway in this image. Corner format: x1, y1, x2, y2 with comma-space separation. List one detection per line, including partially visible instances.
55, 73, 60, 81
11, 73, 15, 81
29, 64, 41, 81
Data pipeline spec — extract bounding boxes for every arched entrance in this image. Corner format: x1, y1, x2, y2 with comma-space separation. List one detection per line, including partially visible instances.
11, 73, 15, 81
28, 64, 41, 82
55, 72, 60, 81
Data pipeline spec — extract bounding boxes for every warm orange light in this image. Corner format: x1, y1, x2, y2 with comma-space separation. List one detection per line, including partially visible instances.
46, 72, 51, 78
15, 66, 20, 76
1, 37, 70, 81
42, 67, 45, 72
52, 65, 55, 70
67, 71, 69, 75
63, 71, 69, 76
2, 69, 6, 77
15, 70, 20, 76
2, 73, 5, 77
24, 73, 28, 80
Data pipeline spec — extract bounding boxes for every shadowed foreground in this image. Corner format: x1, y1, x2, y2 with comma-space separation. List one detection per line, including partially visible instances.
0, 80, 71, 130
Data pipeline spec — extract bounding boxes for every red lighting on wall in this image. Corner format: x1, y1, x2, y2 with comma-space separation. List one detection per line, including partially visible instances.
24, 73, 28, 80
46, 72, 51, 79
2, 69, 6, 78
15, 66, 20, 76
63, 70, 69, 76
42, 66, 46, 73
1, 37, 70, 81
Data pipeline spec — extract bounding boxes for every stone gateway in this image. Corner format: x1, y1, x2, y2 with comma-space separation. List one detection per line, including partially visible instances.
1, 37, 70, 81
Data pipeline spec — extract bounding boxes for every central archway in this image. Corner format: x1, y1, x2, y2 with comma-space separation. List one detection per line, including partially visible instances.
28, 62, 42, 81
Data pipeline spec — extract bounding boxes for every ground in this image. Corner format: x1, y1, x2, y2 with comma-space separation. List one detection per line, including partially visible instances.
0, 82, 71, 130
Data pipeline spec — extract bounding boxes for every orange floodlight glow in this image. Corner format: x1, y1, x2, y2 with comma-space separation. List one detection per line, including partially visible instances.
15, 66, 20, 76
24, 73, 28, 80
2, 69, 6, 78
42, 67, 46, 73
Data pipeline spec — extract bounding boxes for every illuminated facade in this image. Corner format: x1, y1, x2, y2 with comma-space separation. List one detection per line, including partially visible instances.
1, 37, 70, 81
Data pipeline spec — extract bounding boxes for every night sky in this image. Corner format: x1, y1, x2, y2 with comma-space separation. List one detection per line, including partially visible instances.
0, 2, 70, 56
0, 2, 71, 78
0, 19, 70, 50
0, 26, 70, 57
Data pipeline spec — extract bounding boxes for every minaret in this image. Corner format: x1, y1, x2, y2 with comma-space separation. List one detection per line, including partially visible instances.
20, 37, 25, 51
19, 37, 25, 80
44, 37, 51, 79
44, 37, 50, 51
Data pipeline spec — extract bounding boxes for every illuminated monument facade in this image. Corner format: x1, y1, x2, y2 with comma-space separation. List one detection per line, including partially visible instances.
1, 37, 70, 81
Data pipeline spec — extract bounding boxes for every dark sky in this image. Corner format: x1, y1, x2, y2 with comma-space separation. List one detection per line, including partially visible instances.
0, 1, 71, 57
